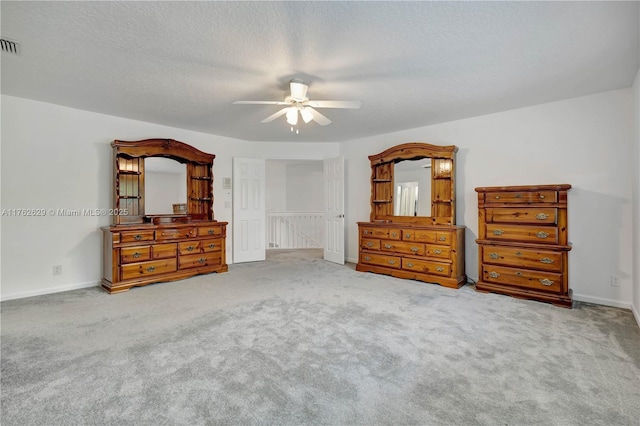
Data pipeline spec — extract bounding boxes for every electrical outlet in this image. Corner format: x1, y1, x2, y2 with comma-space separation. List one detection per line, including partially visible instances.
53, 265, 62, 276
610, 275, 620, 287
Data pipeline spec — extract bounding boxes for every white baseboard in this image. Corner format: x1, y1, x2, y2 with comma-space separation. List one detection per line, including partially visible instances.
572, 292, 632, 310
1, 280, 100, 302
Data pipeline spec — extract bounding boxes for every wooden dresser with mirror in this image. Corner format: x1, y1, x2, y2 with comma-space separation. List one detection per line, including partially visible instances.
102, 138, 228, 294
356, 143, 466, 288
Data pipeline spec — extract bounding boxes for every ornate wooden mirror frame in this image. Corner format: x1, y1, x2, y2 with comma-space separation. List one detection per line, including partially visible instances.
369, 142, 458, 225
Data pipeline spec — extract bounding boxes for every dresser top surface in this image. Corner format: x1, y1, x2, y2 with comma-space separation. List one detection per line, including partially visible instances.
475, 184, 571, 193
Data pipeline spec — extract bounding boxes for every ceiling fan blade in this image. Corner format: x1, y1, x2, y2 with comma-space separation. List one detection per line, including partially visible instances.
260, 108, 289, 123
305, 100, 361, 109
305, 107, 332, 126
233, 101, 288, 105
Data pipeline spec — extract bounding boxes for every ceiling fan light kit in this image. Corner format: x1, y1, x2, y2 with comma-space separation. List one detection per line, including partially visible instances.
233, 80, 361, 132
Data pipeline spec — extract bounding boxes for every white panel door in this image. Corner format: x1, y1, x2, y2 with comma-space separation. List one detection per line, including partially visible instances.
323, 157, 345, 264
233, 157, 266, 263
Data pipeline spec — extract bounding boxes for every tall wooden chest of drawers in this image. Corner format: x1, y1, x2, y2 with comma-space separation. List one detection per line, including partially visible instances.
356, 222, 466, 288
475, 184, 572, 307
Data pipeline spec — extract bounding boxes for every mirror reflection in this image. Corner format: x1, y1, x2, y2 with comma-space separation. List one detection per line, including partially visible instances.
394, 158, 431, 216
145, 157, 187, 215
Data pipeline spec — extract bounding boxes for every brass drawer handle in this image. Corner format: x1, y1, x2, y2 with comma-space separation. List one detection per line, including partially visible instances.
364, 256, 371, 261
489, 252, 499, 259
209, 244, 216, 249
439, 235, 447, 241
435, 267, 444, 272
493, 229, 504, 236
134, 234, 142, 241
540, 278, 553, 286
433, 249, 442, 255
366, 242, 374, 247
146, 266, 155, 272
536, 231, 549, 239
384, 244, 393, 249
538, 194, 545, 199
388, 260, 396, 265
536, 213, 548, 220
411, 247, 419, 252
540, 257, 554, 264
391, 232, 398, 238
515, 193, 522, 198
187, 246, 194, 251
198, 258, 206, 264
515, 251, 522, 256
489, 271, 500, 278
406, 262, 414, 267
133, 252, 141, 258
405, 233, 411, 238
515, 272, 522, 276
208, 229, 215, 235
495, 195, 500, 199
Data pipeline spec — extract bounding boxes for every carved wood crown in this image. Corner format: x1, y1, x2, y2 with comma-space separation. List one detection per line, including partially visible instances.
112, 139, 215, 164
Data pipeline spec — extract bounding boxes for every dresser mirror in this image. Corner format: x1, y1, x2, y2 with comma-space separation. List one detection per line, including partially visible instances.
369, 142, 457, 225
144, 157, 187, 215
111, 139, 215, 225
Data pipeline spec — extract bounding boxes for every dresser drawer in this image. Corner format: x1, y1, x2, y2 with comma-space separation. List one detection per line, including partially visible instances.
380, 241, 425, 256
198, 225, 223, 237
425, 244, 451, 259
121, 246, 151, 264
121, 258, 177, 280
120, 230, 154, 243
179, 252, 222, 269
485, 191, 557, 204
360, 252, 401, 269
403, 230, 451, 245
482, 265, 562, 293
402, 258, 451, 277
360, 227, 401, 240
179, 241, 202, 255
361, 238, 380, 250
152, 243, 177, 259
156, 227, 196, 240
485, 208, 557, 225
482, 246, 562, 272
486, 224, 558, 244
202, 239, 223, 252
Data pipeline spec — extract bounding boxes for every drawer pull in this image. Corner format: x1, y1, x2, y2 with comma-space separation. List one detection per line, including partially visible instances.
439, 236, 447, 241
146, 266, 155, 272
540, 257, 554, 264
495, 195, 500, 199
388, 260, 396, 265
405, 233, 411, 238
433, 249, 442, 255
539, 278, 553, 286
411, 247, 419, 252
489, 271, 500, 278
364, 256, 371, 261
187, 246, 194, 251
536, 231, 549, 239
208, 229, 214, 235
515, 272, 522, 276
489, 252, 499, 259
363, 230, 369, 235
133, 252, 141, 258
435, 267, 444, 272
536, 213, 549, 220
406, 262, 414, 267
391, 232, 398, 238
515, 251, 522, 256
493, 229, 504, 236
538, 194, 545, 199
366, 242, 374, 247
515, 193, 522, 198
198, 258, 206, 264
134, 234, 142, 241
384, 244, 393, 249
209, 244, 216, 249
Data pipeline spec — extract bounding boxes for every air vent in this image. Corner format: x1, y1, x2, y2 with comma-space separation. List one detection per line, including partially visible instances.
1, 39, 19, 54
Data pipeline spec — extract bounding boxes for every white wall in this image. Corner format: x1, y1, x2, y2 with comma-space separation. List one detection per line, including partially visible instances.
342, 88, 635, 309
632, 68, 640, 324
266, 160, 324, 212
0, 95, 337, 300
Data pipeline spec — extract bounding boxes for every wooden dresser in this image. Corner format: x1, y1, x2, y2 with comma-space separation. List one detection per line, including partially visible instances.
102, 220, 227, 294
101, 139, 228, 294
356, 143, 466, 288
475, 184, 572, 307
357, 222, 466, 288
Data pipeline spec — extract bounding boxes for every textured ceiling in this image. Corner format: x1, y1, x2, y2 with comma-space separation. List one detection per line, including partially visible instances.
2, 1, 638, 143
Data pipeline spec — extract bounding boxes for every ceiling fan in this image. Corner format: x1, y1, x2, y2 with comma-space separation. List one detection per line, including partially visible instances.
233, 80, 361, 130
